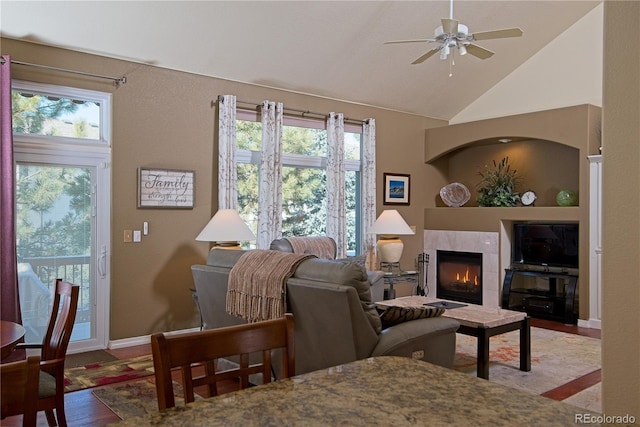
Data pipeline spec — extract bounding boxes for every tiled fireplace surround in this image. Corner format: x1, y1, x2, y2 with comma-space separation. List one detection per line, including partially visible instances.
424, 230, 500, 309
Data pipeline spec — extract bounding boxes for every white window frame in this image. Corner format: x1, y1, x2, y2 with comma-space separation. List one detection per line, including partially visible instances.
12, 79, 111, 149
12, 80, 112, 352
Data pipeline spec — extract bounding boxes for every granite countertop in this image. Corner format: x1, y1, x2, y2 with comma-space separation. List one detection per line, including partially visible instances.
114, 356, 618, 427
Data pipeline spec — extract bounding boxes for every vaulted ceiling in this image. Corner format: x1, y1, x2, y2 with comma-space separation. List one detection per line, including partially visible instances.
1, 1, 601, 120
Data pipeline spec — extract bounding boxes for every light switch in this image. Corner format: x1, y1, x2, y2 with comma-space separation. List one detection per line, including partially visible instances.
133, 230, 142, 242
123, 230, 133, 243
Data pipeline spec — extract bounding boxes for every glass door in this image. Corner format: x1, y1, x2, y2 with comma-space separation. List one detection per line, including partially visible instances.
15, 159, 110, 352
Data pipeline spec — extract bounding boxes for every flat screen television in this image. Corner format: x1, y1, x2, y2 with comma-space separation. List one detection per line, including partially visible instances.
512, 223, 579, 269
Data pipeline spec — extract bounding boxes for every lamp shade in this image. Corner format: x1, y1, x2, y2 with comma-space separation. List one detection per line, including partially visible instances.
369, 210, 415, 236
369, 210, 414, 265
195, 209, 256, 243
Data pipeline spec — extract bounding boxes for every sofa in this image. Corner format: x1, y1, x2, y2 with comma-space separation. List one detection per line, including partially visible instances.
191, 248, 460, 376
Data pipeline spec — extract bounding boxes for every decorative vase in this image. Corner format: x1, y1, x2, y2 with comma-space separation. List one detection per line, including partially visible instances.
556, 190, 578, 206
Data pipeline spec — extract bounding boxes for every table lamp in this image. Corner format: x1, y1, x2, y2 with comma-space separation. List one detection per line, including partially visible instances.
195, 209, 256, 249
369, 209, 415, 264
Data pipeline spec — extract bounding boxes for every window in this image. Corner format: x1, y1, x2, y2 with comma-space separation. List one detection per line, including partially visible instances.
235, 110, 362, 254
11, 80, 110, 145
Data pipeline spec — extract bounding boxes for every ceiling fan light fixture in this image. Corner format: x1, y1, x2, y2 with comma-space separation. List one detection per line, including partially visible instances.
458, 44, 467, 56
440, 44, 450, 60
457, 23, 469, 38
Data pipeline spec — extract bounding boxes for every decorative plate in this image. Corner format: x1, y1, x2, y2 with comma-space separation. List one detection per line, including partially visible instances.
440, 183, 471, 207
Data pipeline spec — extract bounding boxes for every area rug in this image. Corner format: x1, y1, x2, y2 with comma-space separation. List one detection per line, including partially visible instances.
453, 327, 601, 410
563, 382, 602, 412
65, 350, 119, 369
64, 354, 155, 392
92, 379, 198, 420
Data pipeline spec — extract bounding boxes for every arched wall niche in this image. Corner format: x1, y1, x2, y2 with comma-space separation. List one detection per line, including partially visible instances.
441, 139, 579, 207
424, 104, 601, 164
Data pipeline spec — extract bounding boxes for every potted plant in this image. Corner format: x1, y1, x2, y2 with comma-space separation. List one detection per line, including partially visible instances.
476, 157, 521, 207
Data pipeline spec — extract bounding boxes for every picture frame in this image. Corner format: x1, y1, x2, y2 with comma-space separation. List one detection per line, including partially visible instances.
138, 168, 195, 209
383, 173, 410, 205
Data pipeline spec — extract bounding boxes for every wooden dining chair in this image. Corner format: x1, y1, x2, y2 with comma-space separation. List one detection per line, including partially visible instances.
15, 279, 80, 427
151, 313, 295, 410
0, 355, 41, 427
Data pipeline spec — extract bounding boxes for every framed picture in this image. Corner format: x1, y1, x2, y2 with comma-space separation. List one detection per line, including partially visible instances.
383, 173, 410, 205
138, 168, 195, 209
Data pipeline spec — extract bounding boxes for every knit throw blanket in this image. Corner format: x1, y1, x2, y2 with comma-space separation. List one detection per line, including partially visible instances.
285, 236, 336, 260
226, 250, 314, 322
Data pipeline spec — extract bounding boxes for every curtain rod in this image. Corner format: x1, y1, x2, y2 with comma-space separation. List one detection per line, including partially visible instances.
1, 58, 127, 85
218, 96, 367, 125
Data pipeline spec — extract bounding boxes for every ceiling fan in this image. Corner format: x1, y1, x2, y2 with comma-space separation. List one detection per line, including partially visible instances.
385, 0, 523, 64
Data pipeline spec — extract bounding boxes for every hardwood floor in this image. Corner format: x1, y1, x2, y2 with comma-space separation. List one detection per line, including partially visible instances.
2, 319, 601, 426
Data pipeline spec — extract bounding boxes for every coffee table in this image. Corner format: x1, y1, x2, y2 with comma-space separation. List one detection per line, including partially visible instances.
377, 296, 530, 380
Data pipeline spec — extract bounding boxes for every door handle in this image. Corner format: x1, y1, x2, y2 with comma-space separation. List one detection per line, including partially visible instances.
98, 246, 107, 278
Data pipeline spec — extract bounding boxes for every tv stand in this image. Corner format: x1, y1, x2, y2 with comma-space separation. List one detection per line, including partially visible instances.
502, 268, 578, 324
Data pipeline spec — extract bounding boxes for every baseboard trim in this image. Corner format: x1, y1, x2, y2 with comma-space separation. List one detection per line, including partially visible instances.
107, 326, 201, 350
578, 318, 602, 330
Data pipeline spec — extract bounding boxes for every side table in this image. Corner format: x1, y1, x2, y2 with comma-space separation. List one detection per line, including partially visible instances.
383, 272, 417, 300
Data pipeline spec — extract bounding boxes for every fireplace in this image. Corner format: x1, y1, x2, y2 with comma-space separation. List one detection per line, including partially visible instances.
437, 250, 483, 305
425, 230, 499, 308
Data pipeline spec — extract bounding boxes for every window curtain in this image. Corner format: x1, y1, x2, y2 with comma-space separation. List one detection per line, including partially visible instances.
326, 112, 346, 258
256, 101, 284, 249
218, 95, 238, 210
361, 119, 377, 271
0, 55, 21, 323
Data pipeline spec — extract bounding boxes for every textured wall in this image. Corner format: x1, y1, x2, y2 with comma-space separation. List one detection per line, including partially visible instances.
601, 0, 640, 419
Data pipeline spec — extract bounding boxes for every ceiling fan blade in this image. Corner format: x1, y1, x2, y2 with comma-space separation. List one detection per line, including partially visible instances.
441, 18, 459, 35
465, 44, 494, 60
384, 39, 434, 45
412, 48, 441, 64
471, 27, 523, 41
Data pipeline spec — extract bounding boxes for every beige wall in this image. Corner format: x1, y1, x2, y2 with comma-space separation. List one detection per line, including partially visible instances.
601, 1, 640, 418
2, 37, 445, 340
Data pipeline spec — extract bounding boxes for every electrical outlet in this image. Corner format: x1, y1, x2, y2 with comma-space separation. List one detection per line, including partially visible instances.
123, 229, 133, 243
412, 350, 424, 360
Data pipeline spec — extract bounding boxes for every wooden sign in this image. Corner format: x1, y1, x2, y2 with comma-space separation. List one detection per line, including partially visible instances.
138, 168, 195, 209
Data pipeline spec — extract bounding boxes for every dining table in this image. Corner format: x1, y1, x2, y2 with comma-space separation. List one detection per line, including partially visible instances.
114, 356, 618, 427
1, 320, 25, 360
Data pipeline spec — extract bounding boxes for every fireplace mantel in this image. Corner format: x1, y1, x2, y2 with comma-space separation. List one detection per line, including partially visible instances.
424, 207, 580, 233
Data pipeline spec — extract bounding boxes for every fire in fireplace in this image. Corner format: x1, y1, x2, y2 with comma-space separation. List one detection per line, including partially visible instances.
436, 250, 483, 305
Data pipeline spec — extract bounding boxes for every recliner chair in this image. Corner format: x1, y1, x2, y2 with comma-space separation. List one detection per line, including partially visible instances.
192, 249, 459, 376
